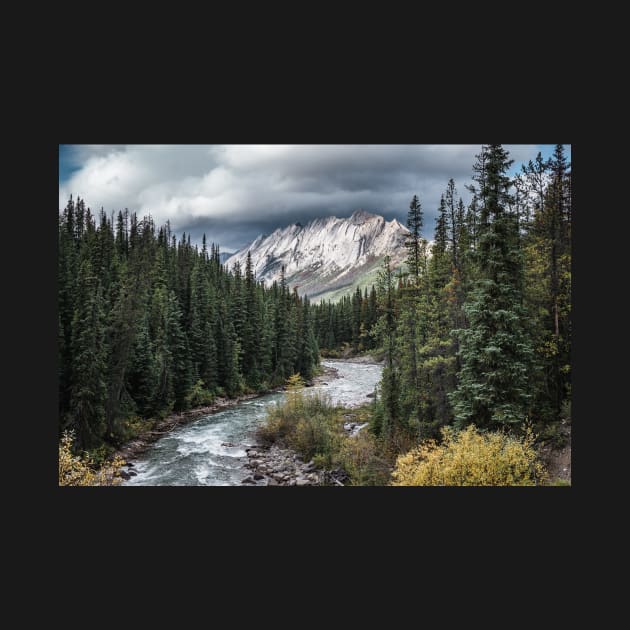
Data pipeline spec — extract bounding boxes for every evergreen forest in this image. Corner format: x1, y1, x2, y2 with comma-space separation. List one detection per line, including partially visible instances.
59, 144, 571, 485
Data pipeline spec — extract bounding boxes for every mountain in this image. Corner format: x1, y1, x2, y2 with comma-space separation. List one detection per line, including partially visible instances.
225, 210, 410, 302
218, 252, 233, 264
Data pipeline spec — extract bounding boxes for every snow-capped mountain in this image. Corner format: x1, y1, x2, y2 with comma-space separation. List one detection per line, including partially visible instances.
225, 210, 410, 302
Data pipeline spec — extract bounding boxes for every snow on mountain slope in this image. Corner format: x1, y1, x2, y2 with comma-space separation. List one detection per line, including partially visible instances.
225, 210, 410, 301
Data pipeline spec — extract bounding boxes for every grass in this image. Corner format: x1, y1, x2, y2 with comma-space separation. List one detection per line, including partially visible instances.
256, 386, 391, 485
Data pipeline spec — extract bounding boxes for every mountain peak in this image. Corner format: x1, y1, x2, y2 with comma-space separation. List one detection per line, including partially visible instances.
226, 210, 409, 301
350, 209, 378, 223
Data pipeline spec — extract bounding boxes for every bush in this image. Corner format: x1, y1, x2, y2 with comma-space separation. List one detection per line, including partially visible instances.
257, 380, 337, 453
257, 373, 345, 464
288, 413, 334, 461
257, 376, 396, 485
86, 442, 116, 466
59, 430, 125, 486
391, 425, 547, 486
186, 379, 215, 408
337, 433, 391, 485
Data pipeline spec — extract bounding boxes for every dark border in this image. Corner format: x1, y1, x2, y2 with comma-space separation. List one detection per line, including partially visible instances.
29, 93, 584, 562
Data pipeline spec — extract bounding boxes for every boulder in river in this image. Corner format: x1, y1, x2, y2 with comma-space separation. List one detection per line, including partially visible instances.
241, 476, 256, 484
253, 473, 265, 480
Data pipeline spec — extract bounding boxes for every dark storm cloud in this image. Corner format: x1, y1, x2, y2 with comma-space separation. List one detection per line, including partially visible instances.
59, 144, 542, 252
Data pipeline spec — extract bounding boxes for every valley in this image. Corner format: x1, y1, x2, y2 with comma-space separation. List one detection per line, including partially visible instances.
58, 144, 571, 487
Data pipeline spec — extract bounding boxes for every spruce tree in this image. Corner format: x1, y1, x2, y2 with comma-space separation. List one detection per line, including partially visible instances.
405, 194, 423, 283
374, 256, 401, 438
127, 315, 157, 417
167, 290, 193, 411
242, 251, 261, 387
449, 144, 534, 430
68, 260, 108, 450
445, 179, 460, 271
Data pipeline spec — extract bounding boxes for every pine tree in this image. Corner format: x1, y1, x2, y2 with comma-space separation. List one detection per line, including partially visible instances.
523, 144, 571, 424
127, 315, 157, 417
189, 257, 217, 390
351, 287, 362, 351
431, 194, 451, 290
167, 290, 193, 410
58, 197, 78, 415
373, 256, 401, 438
405, 194, 423, 283
242, 251, 261, 387
465, 197, 479, 252
450, 144, 534, 430
67, 260, 108, 450
445, 179, 460, 271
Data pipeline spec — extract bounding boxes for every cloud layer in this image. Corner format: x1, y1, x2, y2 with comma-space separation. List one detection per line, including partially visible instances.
59, 144, 542, 252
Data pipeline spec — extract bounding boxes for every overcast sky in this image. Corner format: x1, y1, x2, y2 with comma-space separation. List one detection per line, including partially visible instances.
59, 144, 570, 253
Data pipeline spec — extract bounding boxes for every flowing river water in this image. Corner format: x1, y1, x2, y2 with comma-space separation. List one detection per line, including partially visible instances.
123, 360, 382, 486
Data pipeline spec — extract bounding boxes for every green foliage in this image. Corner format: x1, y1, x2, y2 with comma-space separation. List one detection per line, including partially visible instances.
537, 420, 570, 449
449, 145, 535, 430
258, 392, 391, 485
58, 143, 571, 484
288, 413, 336, 462
257, 390, 336, 448
186, 379, 215, 408
337, 432, 391, 485
58, 200, 320, 454
324, 144, 570, 477
66, 259, 108, 450
313, 285, 378, 354
405, 194, 423, 281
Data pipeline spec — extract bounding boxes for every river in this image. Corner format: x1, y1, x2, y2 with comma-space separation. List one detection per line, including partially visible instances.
122, 360, 382, 486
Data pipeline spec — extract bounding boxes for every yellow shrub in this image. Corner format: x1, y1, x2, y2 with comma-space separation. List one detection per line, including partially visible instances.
391, 425, 546, 486
59, 431, 125, 486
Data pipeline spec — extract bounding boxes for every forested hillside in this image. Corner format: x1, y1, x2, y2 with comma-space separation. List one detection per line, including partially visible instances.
58, 143, 570, 486
314, 144, 571, 445
58, 205, 319, 454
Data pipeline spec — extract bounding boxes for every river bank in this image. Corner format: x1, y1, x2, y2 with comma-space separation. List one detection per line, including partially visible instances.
114, 362, 341, 474
242, 360, 379, 487
118, 359, 383, 485
242, 443, 352, 486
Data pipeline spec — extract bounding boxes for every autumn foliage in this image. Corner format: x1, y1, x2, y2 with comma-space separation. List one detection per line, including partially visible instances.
391, 425, 546, 486
59, 431, 125, 486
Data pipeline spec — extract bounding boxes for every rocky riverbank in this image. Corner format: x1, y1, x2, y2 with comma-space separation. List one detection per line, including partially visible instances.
239, 361, 348, 486
242, 444, 350, 486
241, 415, 367, 487
115, 361, 341, 479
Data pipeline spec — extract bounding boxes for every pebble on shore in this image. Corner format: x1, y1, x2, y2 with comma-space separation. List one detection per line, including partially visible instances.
242, 444, 349, 486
